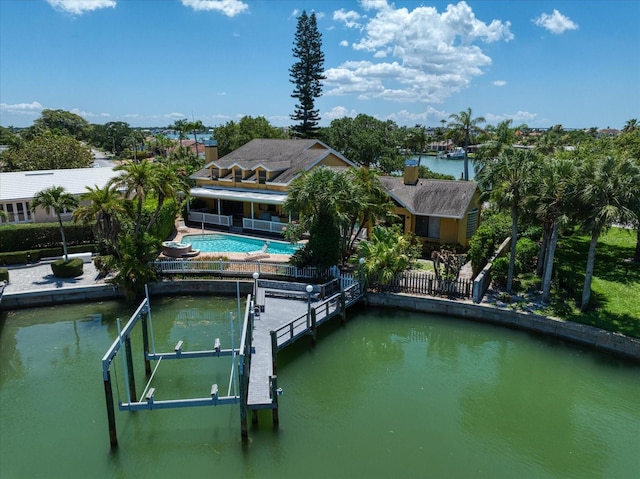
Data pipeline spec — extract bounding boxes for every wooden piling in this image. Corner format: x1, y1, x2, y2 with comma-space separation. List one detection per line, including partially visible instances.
124, 336, 137, 402
310, 308, 317, 346
340, 291, 347, 323
140, 312, 151, 377
103, 370, 118, 447
271, 375, 279, 428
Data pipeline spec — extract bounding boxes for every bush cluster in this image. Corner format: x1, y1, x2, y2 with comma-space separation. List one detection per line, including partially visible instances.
0, 267, 8, 282
0, 244, 96, 265
467, 211, 511, 276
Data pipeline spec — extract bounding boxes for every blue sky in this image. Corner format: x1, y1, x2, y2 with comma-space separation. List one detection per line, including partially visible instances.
1, 0, 638, 130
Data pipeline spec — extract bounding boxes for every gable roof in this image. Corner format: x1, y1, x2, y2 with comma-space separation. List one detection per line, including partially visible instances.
378, 177, 479, 219
0, 167, 123, 202
191, 139, 356, 185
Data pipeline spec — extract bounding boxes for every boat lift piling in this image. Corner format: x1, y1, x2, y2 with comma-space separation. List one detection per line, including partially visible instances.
101, 291, 255, 448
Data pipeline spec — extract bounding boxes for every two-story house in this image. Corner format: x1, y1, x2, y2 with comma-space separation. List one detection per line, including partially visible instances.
189, 139, 357, 234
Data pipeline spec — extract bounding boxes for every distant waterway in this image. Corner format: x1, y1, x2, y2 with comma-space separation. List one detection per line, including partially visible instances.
1, 297, 638, 478
409, 153, 476, 179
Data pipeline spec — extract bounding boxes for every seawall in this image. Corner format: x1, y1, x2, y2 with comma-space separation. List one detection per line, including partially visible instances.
2, 281, 638, 362
367, 292, 640, 362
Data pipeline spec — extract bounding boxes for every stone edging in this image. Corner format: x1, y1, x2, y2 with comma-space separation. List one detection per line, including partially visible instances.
366, 292, 640, 362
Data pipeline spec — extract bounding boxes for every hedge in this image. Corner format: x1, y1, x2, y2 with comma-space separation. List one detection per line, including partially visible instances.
0, 244, 97, 265
0, 222, 95, 253
51, 258, 84, 278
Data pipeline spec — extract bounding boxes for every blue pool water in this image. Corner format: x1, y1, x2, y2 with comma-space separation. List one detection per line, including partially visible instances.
182, 233, 301, 255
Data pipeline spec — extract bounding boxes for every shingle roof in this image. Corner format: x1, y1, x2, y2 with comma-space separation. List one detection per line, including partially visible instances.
191, 139, 355, 185
0, 167, 122, 202
378, 177, 478, 219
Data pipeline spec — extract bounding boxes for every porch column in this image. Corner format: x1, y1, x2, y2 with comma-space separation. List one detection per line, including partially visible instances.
251, 202, 255, 219
217, 198, 221, 215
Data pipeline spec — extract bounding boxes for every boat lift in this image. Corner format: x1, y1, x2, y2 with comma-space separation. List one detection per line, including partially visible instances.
101, 285, 255, 447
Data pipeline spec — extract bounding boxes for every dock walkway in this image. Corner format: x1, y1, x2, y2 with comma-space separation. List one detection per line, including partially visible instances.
247, 283, 362, 409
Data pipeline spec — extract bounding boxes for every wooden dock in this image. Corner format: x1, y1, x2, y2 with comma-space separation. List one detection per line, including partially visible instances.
246, 282, 362, 410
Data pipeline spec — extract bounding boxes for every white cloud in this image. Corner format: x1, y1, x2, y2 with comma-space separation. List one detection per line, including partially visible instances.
324, 106, 358, 121
164, 112, 187, 120
46, 0, 116, 15
181, 0, 248, 17
327, 1, 513, 104
484, 111, 538, 125
339, 40, 349, 47
0, 101, 44, 115
70, 108, 109, 119
533, 9, 578, 34
493, 80, 507, 87
333, 8, 363, 29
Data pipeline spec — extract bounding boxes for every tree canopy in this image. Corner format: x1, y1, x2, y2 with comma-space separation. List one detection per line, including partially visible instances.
213, 116, 286, 157
1, 130, 93, 171
290, 10, 325, 138
320, 114, 404, 173
26, 109, 91, 141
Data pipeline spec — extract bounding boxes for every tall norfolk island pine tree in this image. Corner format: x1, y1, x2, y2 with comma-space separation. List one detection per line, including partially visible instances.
290, 10, 325, 138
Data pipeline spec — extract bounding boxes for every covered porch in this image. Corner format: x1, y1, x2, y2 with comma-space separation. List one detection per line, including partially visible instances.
188, 187, 295, 235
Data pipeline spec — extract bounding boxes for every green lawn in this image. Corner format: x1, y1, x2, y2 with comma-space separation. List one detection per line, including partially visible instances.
549, 227, 640, 338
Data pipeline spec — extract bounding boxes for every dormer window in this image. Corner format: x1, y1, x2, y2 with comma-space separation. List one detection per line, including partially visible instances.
234, 169, 243, 182
258, 170, 267, 184
211, 168, 219, 179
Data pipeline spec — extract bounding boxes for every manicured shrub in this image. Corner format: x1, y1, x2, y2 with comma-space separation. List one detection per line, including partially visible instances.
0, 251, 28, 265
516, 237, 539, 273
0, 267, 9, 282
490, 256, 521, 287
0, 222, 95, 252
51, 258, 84, 278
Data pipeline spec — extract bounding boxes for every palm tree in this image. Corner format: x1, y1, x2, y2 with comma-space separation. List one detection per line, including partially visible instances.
447, 108, 485, 180
530, 157, 577, 302
72, 184, 127, 255
576, 155, 639, 311
110, 160, 156, 236
283, 166, 354, 267
408, 125, 428, 161
185, 120, 205, 158
341, 167, 396, 262
144, 161, 190, 233
475, 147, 538, 292
623, 118, 638, 133
31, 186, 78, 261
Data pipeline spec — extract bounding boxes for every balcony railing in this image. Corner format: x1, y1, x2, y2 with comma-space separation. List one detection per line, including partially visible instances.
242, 217, 288, 234
189, 211, 233, 227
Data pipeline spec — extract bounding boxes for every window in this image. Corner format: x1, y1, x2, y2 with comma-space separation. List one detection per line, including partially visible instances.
466, 208, 478, 238
415, 216, 440, 239
258, 170, 267, 184
415, 216, 429, 237
16, 203, 25, 221
211, 168, 218, 179
234, 169, 242, 182
428, 217, 440, 239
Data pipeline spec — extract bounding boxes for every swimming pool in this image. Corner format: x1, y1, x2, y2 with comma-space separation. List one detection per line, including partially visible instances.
182, 233, 301, 255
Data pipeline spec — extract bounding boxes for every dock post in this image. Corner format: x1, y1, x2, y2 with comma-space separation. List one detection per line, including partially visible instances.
310, 308, 317, 346
103, 370, 118, 447
270, 330, 278, 375
340, 291, 347, 324
124, 336, 137, 402
239, 367, 248, 441
271, 375, 279, 428
140, 312, 151, 377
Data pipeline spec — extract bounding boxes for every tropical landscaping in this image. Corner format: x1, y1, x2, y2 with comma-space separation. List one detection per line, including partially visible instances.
1, 8, 639, 339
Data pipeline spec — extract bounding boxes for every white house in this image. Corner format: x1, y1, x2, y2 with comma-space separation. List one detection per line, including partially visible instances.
0, 167, 122, 224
